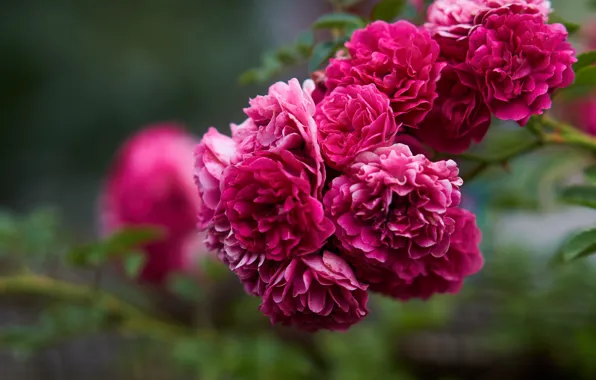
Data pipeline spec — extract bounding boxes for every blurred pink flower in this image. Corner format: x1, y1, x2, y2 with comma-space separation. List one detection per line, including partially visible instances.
558, 95, 596, 137
194, 127, 236, 230
101, 124, 204, 284
315, 84, 400, 170
260, 251, 369, 332
414, 64, 491, 153
323, 144, 462, 286
459, 4, 575, 125
325, 21, 445, 127
220, 149, 334, 262
370, 207, 484, 300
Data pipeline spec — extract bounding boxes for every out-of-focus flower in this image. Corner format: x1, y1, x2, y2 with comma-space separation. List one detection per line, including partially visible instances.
102, 124, 204, 284
558, 95, 596, 137
370, 207, 484, 300
260, 251, 369, 332
220, 149, 335, 262
459, 4, 575, 125
315, 84, 400, 170
194, 127, 236, 230
323, 144, 462, 286
325, 21, 445, 127
415, 65, 491, 153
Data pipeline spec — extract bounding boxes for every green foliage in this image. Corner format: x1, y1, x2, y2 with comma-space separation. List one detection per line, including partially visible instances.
239, 31, 314, 85
585, 164, 596, 184
67, 226, 163, 268
167, 274, 204, 302
573, 51, 596, 73
557, 228, 596, 262
371, 0, 406, 22
560, 185, 596, 209
549, 13, 580, 34
123, 251, 147, 278
308, 41, 342, 73
560, 66, 596, 99
312, 13, 365, 30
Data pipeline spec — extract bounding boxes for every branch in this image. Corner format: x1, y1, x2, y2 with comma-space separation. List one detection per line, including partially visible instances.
541, 116, 596, 151
0, 274, 209, 343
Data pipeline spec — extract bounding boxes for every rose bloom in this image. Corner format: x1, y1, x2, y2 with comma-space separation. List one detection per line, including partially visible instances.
323, 144, 462, 285
459, 4, 576, 125
219, 149, 334, 262
315, 84, 400, 170
369, 207, 484, 300
414, 64, 491, 154
426, 0, 552, 62
101, 124, 205, 284
260, 251, 369, 332
325, 21, 445, 127
194, 127, 236, 230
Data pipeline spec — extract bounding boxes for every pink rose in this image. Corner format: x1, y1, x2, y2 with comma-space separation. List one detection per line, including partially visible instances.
220, 149, 334, 262
415, 65, 491, 153
260, 251, 369, 332
101, 124, 205, 284
323, 144, 462, 286
460, 4, 576, 125
325, 21, 445, 127
370, 207, 484, 300
558, 95, 596, 137
194, 127, 236, 230
315, 84, 400, 170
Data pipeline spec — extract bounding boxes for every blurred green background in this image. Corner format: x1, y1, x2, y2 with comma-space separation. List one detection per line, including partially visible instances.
2, 1, 596, 380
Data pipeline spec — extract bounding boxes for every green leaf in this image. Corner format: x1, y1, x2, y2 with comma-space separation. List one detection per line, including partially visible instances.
67, 226, 162, 268
312, 13, 364, 30
558, 228, 596, 262
371, 0, 405, 22
573, 51, 596, 73
308, 41, 339, 73
549, 13, 580, 34
167, 275, 203, 302
124, 251, 146, 278
585, 165, 596, 184
560, 185, 596, 209
559, 66, 596, 99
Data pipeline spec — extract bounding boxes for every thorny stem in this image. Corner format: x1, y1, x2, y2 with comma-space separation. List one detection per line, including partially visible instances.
456, 115, 596, 182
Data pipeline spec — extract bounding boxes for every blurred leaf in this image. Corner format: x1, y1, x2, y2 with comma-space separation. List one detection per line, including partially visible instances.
560, 185, 596, 208
549, 13, 580, 34
312, 13, 365, 30
124, 251, 146, 278
308, 41, 339, 73
240, 31, 314, 85
558, 228, 596, 262
329, 0, 363, 7
167, 275, 203, 302
371, 0, 405, 22
200, 256, 228, 281
67, 226, 162, 268
574, 51, 596, 73
585, 164, 596, 184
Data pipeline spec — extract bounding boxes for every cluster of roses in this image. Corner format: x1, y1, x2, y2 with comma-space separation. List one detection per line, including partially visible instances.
193, 0, 576, 331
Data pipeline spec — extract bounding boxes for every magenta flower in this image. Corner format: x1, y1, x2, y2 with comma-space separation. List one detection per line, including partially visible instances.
239, 78, 320, 160
194, 127, 236, 230
315, 84, 400, 170
101, 124, 205, 284
220, 149, 335, 262
260, 251, 369, 332
483, 0, 551, 19
325, 21, 445, 127
558, 95, 596, 137
414, 65, 491, 154
459, 4, 576, 125
370, 207, 484, 300
323, 144, 462, 286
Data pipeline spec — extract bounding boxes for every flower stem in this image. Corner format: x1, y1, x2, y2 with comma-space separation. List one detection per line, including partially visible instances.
0, 274, 206, 342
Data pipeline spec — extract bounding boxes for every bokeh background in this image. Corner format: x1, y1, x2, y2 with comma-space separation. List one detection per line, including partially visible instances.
1, 0, 596, 379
